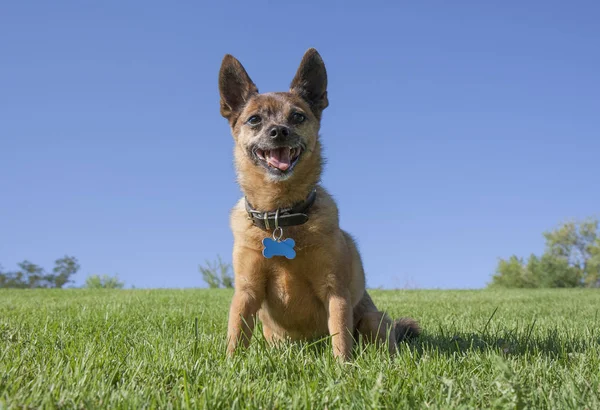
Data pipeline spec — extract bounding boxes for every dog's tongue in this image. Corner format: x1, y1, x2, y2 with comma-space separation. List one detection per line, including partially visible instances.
267, 148, 291, 171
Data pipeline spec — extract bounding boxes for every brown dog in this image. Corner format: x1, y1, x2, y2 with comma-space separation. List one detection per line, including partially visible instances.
219, 48, 419, 360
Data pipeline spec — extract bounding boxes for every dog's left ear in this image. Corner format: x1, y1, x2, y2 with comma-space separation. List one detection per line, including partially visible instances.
219, 54, 258, 124
290, 48, 328, 119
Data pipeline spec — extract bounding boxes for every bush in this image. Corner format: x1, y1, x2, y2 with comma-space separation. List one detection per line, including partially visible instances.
199, 256, 233, 288
84, 274, 125, 289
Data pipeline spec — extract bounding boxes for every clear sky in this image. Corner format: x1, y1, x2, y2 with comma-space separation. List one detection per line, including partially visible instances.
1, 2, 598, 289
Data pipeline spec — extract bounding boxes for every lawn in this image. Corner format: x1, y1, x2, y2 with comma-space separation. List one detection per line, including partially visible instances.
1, 288, 599, 409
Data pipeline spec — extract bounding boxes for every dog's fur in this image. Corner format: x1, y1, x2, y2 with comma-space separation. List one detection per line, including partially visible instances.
219, 48, 420, 360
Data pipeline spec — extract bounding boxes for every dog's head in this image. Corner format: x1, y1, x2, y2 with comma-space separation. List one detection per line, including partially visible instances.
218, 49, 328, 185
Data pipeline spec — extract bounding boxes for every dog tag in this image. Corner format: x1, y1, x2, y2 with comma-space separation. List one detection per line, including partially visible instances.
262, 228, 296, 259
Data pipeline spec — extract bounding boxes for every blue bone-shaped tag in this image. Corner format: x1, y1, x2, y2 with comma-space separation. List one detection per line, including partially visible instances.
262, 238, 296, 259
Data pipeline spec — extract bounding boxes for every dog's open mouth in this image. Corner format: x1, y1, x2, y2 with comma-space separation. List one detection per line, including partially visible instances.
255, 147, 303, 173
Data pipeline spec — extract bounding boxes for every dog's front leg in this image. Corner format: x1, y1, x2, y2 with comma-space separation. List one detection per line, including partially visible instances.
326, 291, 353, 361
227, 289, 262, 355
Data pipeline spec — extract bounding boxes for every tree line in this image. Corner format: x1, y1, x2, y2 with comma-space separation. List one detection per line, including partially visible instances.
489, 218, 600, 288
3, 218, 598, 290
0, 256, 125, 289
0, 254, 231, 289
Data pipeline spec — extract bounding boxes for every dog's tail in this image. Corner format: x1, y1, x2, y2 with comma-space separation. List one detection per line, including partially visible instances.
394, 317, 421, 343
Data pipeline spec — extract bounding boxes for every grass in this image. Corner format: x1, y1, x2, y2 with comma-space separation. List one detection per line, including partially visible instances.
1, 288, 599, 409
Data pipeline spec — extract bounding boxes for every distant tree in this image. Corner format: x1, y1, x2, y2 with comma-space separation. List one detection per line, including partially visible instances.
490, 218, 600, 288
543, 219, 598, 286
84, 274, 125, 289
199, 256, 234, 288
524, 254, 544, 286
587, 238, 600, 287
50, 256, 80, 288
0, 256, 80, 288
19, 261, 46, 288
0, 263, 31, 288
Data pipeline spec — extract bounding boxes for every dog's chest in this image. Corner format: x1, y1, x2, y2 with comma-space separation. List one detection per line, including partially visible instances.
264, 263, 325, 321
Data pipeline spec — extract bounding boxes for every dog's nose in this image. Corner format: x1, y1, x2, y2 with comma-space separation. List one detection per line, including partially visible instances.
268, 125, 290, 140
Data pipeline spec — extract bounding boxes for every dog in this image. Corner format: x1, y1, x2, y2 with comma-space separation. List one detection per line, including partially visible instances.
218, 48, 420, 360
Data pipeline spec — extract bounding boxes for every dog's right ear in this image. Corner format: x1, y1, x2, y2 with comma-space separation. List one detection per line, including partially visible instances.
219, 55, 258, 123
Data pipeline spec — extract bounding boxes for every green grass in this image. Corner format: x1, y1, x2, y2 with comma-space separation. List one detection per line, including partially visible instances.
1, 289, 599, 409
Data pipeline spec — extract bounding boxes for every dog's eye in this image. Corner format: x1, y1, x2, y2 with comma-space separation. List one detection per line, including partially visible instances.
291, 112, 306, 124
247, 115, 262, 126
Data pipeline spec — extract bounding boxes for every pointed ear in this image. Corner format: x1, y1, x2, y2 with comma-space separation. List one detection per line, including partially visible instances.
219, 54, 258, 123
289, 48, 328, 119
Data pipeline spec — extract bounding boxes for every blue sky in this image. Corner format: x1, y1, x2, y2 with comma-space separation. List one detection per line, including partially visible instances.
1, 2, 598, 289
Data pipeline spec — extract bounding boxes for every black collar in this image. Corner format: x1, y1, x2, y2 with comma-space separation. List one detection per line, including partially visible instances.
245, 189, 317, 230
